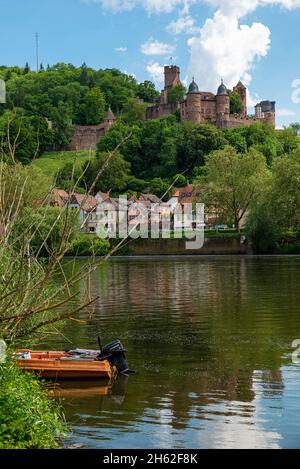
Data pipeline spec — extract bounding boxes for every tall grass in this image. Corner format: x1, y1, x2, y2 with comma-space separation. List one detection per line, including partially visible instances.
0, 360, 65, 449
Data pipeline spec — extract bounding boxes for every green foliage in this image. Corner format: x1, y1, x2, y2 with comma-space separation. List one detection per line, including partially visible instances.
84, 87, 106, 125
175, 122, 226, 173
0, 162, 52, 210
228, 90, 244, 115
289, 122, 300, 136
0, 110, 53, 164
83, 151, 130, 194
222, 122, 299, 165
33, 150, 95, 179
12, 207, 78, 256
246, 203, 279, 254
137, 80, 160, 103
168, 84, 186, 104
0, 63, 159, 156
173, 174, 188, 187
199, 146, 270, 230
0, 361, 65, 449
271, 149, 300, 228
121, 97, 147, 124
67, 234, 110, 256
97, 117, 224, 181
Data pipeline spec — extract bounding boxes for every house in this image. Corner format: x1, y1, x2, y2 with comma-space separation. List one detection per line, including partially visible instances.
51, 189, 98, 233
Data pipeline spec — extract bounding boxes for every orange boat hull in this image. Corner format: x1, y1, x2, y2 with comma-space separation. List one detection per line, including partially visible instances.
16, 350, 116, 380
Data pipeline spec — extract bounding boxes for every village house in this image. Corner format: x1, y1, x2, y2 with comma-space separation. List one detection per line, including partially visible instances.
51, 189, 98, 233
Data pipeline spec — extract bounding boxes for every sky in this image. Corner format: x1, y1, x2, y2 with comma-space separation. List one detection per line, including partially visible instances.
0, 0, 300, 127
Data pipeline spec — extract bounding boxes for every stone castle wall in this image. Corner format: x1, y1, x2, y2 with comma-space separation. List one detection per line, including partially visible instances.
67, 125, 106, 151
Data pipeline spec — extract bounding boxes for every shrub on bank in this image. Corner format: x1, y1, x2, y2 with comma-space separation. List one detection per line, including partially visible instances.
0, 361, 65, 449
67, 234, 110, 257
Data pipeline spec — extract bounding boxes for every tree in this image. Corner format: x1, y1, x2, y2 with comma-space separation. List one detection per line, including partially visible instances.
13, 207, 78, 256
0, 110, 53, 164
50, 102, 73, 149
175, 122, 226, 174
24, 62, 30, 75
222, 122, 280, 165
137, 81, 160, 103
199, 146, 270, 231
82, 151, 130, 193
228, 90, 244, 115
289, 122, 300, 136
246, 200, 278, 254
121, 97, 147, 125
168, 85, 186, 104
84, 87, 106, 125
271, 149, 300, 228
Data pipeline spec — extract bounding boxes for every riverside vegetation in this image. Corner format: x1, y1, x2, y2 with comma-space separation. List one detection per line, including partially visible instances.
0, 63, 300, 448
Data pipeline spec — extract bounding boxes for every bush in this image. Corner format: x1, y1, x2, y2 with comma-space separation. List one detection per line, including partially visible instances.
67, 234, 110, 256
246, 204, 278, 254
0, 361, 65, 449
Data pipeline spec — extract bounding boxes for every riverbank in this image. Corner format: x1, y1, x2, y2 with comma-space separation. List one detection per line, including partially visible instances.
0, 360, 65, 449
65, 233, 300, 257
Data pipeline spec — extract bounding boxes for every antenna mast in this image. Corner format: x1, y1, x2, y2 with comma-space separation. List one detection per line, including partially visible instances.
35, 32, 39, 72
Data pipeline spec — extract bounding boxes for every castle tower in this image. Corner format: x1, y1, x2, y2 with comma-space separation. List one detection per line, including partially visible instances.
216, 80, 230, 128
255, 101, 276, 127
233, 81, 247, 115
103, 107, 116, 133
184, 78, 202, 124
164, 65, 181, 91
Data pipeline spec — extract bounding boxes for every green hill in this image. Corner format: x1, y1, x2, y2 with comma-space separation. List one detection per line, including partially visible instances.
33, 150, 95, 179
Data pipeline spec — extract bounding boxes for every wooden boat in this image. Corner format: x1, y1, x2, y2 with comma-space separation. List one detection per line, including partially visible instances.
48, 381, 113, 398
15, 350, 117, 380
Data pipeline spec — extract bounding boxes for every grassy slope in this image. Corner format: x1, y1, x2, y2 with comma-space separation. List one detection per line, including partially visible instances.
33, 150, 95, 178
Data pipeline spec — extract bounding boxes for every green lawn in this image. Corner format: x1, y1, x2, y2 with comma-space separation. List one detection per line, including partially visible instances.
33, 150, 96, 179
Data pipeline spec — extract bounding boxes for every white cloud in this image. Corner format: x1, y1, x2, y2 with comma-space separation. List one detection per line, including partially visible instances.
88, 0, 300, 14
115, 46, 128, 53
167, 15, 200, 34
291, 79, 300, 104
146, 61, 165, 83
87, 0, 300, 98
277, 108, 296, 117
141, 38, 176, 56
187, 12, 270, 91
203, 0, 300, 16
88, 0, 190, 14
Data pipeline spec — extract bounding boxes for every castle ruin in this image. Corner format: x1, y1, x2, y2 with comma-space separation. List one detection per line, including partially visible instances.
146, 65, 276, 129
67, 107, 116, 151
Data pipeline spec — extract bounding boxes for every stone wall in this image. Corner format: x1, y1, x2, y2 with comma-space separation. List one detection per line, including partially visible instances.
126, 236, 251, 256
67, 124, 106, 151
146, 102, 179, 120
223, 114, 276, 129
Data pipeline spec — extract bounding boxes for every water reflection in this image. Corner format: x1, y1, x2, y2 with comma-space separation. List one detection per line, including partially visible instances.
46, 256, 300, 448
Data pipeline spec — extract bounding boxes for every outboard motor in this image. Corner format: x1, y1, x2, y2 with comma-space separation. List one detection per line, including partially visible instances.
100, 339, 135, 376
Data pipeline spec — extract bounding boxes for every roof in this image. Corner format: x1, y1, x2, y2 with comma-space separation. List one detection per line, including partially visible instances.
188, 79, 199, 94
104, 107, 116, 121
139, 194, 161, 204
173, 184, 194, 198
52, 189, 69, 207
217, 80, 228, 96
235, 81, 246, 89
70, 193, 98, 212
172, 185, 203, 205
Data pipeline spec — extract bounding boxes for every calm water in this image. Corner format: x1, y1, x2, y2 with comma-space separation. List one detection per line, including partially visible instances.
46, 256, 300, 449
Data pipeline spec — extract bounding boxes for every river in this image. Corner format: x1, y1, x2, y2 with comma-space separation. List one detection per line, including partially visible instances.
45, 256, 300, 449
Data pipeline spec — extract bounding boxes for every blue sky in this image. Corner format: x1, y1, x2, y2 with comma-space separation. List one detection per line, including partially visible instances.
0, 0, 300, 127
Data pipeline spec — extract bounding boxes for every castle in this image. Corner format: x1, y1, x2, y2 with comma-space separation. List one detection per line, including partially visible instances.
146, 65, 276, 129
67, 65, 276, 151
67, 107, 116, 151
